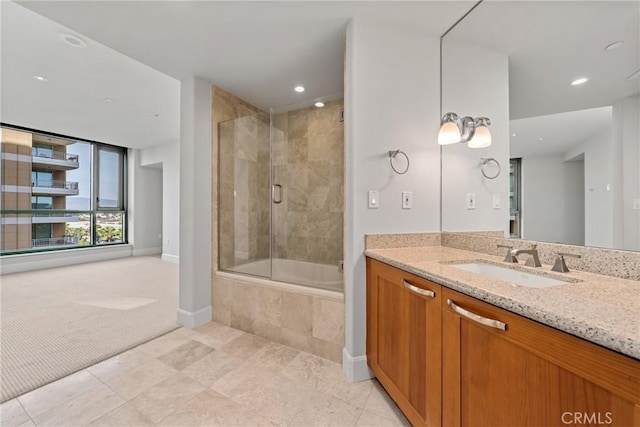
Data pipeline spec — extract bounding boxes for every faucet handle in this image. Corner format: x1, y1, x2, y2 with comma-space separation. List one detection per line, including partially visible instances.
497, 244, 517, 263
551, 252, 581, 273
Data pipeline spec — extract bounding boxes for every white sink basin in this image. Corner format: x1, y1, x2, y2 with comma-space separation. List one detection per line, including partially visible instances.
451, 262, 572, 288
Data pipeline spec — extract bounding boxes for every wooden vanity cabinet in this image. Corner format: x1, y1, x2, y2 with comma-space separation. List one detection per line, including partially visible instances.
366, 258, 442, 427
366, 258, 640, 427
442, 287, 640, 427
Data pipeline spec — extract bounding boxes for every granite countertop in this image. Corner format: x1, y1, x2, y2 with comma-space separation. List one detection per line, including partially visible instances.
365, 246, 640, 360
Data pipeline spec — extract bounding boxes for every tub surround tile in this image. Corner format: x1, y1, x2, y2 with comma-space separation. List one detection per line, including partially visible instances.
281, 292, 313, 335
365, 232, 441, 249
256, 287, 282, 326
365, 245, 640, 360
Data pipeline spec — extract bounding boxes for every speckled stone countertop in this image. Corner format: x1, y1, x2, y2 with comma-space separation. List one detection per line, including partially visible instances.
365, 246, 640, 360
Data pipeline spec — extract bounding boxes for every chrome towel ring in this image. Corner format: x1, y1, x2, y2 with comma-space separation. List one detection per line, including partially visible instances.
480, 157, 501, 179
389, 150, 410, 175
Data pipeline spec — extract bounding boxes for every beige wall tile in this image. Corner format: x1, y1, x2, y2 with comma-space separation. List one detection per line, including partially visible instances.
255, 287, 281, 326
281, 292, 313, 335
312, 298, 345, 344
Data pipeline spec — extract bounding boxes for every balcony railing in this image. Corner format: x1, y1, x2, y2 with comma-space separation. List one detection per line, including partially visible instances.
31, 212, 81, 223
31, 236, 79, 248
32, 180, 79, 191
32, 149, 79, 162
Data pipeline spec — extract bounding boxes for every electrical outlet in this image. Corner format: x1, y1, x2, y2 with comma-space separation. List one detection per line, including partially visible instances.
467, 193, 476, 210
402, 191, 412, 209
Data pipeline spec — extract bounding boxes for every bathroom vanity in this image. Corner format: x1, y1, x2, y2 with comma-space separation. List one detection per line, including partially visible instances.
365, 246, 640, 427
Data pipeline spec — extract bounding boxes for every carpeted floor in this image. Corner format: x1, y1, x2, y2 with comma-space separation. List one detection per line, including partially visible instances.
0, 256, 179, 402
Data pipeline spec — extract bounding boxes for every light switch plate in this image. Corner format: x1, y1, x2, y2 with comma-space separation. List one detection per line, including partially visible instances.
368, 190, 379, 209
493, 193, 501, 209
634, 198, 640, 210
402, 191, 412, 209
467, 193, 476, 210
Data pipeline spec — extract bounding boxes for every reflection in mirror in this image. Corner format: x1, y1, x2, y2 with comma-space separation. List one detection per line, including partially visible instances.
441, 1, 640, 251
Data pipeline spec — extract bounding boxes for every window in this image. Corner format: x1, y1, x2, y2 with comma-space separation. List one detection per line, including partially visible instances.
0, 125, 127, 254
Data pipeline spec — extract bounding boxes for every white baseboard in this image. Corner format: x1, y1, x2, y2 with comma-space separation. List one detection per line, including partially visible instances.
0, 245, 133, 275
342, 347, 374, 382
161, 253, 179, 264
177, 306, 212, 329
132, 246, 162, 256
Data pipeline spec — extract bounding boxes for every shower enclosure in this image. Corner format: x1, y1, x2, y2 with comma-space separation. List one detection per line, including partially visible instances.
218, 97, 344, 292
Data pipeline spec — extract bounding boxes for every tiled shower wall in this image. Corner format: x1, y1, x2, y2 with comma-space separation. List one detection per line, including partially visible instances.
272, 99, 344, 267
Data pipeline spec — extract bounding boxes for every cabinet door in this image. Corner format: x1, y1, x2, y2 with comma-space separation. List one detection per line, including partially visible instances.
442, 288, 640, 427
367, 258, 442, 427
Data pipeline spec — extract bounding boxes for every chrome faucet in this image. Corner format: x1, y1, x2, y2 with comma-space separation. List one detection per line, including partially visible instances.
511, 244, 542, 267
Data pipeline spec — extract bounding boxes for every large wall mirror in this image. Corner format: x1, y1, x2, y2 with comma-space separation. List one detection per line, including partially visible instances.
441, 1, 640, 251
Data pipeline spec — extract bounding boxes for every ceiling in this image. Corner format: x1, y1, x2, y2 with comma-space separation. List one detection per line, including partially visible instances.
2, 1, 474, 149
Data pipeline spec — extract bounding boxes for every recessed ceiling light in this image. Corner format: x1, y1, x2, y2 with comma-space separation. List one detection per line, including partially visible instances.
32, 75, 48, 82
605, 41, 624, 51
60, 33, 87, 48
154, 114, 160, 118
314, 101, 325, 108
511, 133, 517, 137
104, 97, 114, 103
294, 86, 305, 93
571, 77, 589, 86
538, 138, 544, 141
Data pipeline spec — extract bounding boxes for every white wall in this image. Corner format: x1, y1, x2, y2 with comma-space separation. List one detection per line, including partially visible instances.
441, 41, 510, 234
177, 75, 212, 328
140, 141, 180, 261
128, 148, 163, 255
344, 19, 442, 381
520, 154, 583, 245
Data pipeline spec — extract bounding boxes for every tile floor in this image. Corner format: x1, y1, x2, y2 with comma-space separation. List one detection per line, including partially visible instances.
1, 322, 409, 426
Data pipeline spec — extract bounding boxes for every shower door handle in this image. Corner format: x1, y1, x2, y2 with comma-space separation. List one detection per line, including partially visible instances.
272, 184, 283, 204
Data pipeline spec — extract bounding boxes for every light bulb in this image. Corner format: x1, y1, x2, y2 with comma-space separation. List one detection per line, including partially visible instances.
468, 125, 492, 148
438, 121, 462, 145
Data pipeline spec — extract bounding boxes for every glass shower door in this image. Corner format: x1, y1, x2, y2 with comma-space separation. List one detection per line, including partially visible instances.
218, 114, 271, 278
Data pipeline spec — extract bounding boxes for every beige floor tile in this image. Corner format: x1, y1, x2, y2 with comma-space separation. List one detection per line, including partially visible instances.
89, 403, 154, 426
246, 342, 301, 372
32, 384, 124, 426
219, 333, 270, 359
128, 373, 205, 423
292, 389, 362, 427
156, 340, 214, 371
0, 399, 31, 427
106, 359, 177, 400
282, 352, 373, 408
87, 348, 157, 382
363, 380, 408, 423
212, 364, 314, 425
181, 350, 244, 388
135, 330, 191, 358
176, 322, 244, 349
17, 370, 102, 418
157, 390, 277, 426
356, 409, 410, 427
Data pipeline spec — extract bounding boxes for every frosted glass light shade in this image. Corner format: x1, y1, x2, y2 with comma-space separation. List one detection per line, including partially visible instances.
468, 125, 492, 148
438, 121, 462, 145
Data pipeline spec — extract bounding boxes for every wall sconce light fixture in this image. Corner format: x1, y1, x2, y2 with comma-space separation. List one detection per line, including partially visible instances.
438, 112, 492, 148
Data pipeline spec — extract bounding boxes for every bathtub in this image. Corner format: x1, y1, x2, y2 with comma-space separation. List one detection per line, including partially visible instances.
224, 258, 343, 293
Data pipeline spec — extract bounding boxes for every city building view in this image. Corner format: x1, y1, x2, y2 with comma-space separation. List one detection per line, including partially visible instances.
0, 127, 126, 253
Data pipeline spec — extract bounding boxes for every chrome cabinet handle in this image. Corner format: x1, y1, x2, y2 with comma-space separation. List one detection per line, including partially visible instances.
272, 184, 283, 204
402, 280, 435, 298
447, 299, 507, 331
